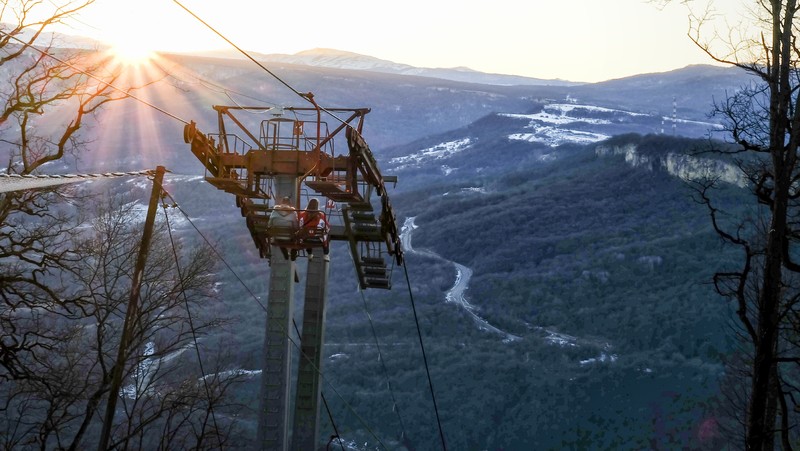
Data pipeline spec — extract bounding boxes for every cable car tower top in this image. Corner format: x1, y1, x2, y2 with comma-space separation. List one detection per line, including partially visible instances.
182, 98, 403, 449
183, 100, 403, 288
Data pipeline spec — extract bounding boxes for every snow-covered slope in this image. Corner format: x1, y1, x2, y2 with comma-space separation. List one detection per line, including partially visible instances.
384, 100, 722, 179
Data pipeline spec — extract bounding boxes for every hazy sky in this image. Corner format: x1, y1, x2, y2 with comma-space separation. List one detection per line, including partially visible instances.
61, 0, 746, 83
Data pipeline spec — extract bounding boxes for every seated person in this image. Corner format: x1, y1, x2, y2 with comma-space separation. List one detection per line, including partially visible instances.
298, 198, 330, 258
268, 196, 298, 260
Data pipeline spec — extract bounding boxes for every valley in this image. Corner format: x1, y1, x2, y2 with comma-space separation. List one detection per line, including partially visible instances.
401, 216, 520, 343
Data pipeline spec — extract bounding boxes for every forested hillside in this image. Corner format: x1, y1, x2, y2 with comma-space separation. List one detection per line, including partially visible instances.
360, 133, 746, 449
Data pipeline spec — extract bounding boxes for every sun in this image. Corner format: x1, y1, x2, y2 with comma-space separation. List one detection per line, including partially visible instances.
101, 9, 162, 65
109, 40, 156, 65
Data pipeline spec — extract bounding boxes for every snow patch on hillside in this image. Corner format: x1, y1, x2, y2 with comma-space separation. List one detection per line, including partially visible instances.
167, 175, 205, 183
544, 330, 579, 348
125, 201, 194, 229
509, 128, 609, 147
390, 138, 473, 169
501, 104, 628, 147
122, 342, 196, 399
443, 187, 488, 196
126, 177, 151, 191
202, 369, 261, 380
554, 104, 648, 117
534, 327, 618, 366
462, 187, 487, 194
580, 352, 619, 366
502, 103, 638, 126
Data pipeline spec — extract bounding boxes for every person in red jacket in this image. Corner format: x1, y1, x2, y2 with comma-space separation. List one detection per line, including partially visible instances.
298, 198, 330, 259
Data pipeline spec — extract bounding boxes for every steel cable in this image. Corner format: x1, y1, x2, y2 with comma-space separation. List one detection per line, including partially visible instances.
402, 262, 448, 451
161, 197, 223, 449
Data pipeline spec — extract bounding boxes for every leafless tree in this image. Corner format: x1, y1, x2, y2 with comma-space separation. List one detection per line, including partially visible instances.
0, 0, 145, 382
675, 1, 800, 449
1, 196, 246, 450
0, 3, 244, 448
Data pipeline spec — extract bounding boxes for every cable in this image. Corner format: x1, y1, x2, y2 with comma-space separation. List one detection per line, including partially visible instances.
161, 193, 269, 313
150, 58, 279, 110
359, 289, 410, 440
222, 90, 271, 114
161, 198, 223, 449
0, 30, 190, 125
0, 170, 154, 193
402, 263, 448, 451
171, 0, 308, 101
170, 0, 354, 130
322, 393, 346, 451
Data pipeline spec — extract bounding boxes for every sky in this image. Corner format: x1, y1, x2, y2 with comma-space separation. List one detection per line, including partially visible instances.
55, 0, 748, 83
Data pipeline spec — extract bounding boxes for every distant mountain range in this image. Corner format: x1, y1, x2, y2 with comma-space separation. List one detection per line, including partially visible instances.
24, 25, 742, 91
11, 25, 583, 87
42, 47, 749, 177
193, 47, 582, 87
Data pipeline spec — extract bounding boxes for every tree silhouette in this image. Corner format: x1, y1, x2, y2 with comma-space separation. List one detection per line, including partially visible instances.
1, 197, 244, 449
0, 3, 243, 448
677, 1, 800, 448
0, 0, 141, 382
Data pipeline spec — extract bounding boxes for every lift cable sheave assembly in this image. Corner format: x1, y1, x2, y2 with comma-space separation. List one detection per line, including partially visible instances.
182, 106, 403, 289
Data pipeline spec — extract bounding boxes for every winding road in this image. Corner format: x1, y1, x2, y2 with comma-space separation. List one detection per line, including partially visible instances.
400, 217, 520, 342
